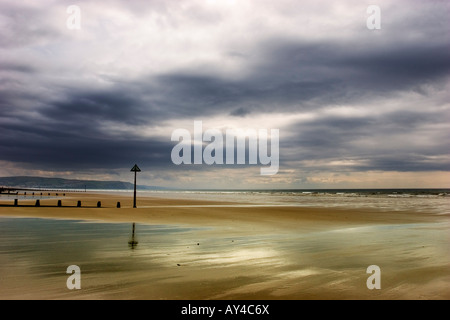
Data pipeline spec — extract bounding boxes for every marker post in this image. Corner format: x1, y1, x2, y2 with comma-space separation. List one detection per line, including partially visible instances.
130, 164, 141, 208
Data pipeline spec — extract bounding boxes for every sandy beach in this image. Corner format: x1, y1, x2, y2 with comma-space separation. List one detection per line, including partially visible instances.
0, 192, 449, 300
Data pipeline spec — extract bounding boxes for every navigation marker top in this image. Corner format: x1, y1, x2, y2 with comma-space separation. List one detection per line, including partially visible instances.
131, 164, 141, 172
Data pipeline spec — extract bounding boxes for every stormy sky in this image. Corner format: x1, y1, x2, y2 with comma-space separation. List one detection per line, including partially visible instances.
1, 0, 449, 189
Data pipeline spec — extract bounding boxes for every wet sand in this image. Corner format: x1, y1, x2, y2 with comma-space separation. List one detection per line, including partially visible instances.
0, 192, 449, 300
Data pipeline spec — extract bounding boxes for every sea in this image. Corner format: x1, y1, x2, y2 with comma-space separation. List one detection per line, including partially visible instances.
2, 188, 449, 214
34, 188, 449, 214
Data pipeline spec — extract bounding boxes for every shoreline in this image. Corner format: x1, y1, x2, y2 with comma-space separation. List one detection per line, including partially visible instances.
0, 191, 444, 228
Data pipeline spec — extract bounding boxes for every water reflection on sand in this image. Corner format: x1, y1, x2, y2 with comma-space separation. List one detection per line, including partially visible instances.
0, 217, 448, 299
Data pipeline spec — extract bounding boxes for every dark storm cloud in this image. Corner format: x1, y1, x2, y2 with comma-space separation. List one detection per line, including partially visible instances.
2, 37, 449, 172
366, 156, 450, 172
238, 39, 450, 112
0, 0, 449, 181
153, 50, 342, 116
0, 120, 172, 171
154, 74, 245, 116
42, 90, 152, 126
0, 81, 174, 170
148, 37, 450, 118
283, 109, 450, 172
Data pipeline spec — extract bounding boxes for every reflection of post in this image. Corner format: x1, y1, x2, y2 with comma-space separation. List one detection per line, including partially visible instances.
128, 222, 138, 249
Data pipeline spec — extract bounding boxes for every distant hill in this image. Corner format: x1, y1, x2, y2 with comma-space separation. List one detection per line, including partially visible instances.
0, 176, 166, 190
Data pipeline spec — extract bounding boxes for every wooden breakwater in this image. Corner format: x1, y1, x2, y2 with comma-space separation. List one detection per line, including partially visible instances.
0, 198, 122, 209
0, 187, 86, 195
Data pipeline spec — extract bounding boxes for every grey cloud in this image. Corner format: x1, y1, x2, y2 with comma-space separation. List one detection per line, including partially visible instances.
283, 108, 449, 172
42, 91, 152, 126
0, 0, 449, 184
246, 39, 450, 109
0, 125, 172, 171
0, 62, 36, 74
148, 37, 450, 118
364, 155, 450, 172
0, 3, 64, 48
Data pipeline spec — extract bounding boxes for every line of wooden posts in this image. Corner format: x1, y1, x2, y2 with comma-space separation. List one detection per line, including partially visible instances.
5, 164, 141, 209
11, 199, 122, 208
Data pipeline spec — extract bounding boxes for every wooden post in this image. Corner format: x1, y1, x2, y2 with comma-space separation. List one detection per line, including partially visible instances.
130, 164, 141, 208
134, 170, 137, 208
